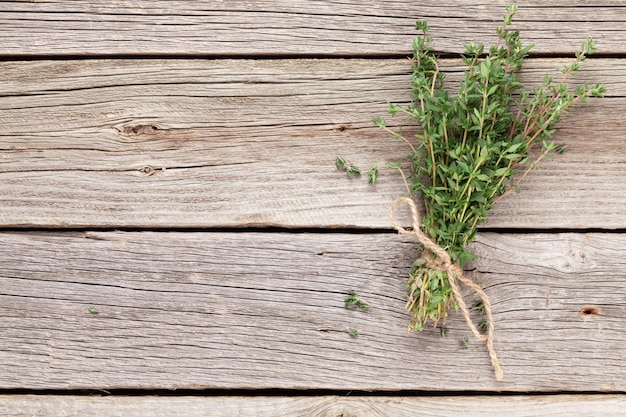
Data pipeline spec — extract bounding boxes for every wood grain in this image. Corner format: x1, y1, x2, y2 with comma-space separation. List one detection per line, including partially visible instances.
1, 59, 624, 229
2, 1, 624, 411
0, 1, 625, 56
1, 395, 625, 417
1, 231, 624, 391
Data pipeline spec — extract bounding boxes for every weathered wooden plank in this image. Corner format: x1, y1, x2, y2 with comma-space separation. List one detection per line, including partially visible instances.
1, 395, 625, 417
1, 59, 624, 229
0, 1, 624, 56
1, 231, 624, 391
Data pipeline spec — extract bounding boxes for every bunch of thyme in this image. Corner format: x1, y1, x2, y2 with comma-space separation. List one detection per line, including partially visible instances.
376, 4, 605, 332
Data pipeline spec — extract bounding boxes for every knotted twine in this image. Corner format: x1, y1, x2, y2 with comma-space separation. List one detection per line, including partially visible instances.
389, 196, 504, 381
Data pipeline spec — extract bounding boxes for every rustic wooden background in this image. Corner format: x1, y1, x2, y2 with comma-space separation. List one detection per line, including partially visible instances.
1, 1, 625, 415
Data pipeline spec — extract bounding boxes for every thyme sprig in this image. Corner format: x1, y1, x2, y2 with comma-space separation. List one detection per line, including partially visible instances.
376, 4, 605, 332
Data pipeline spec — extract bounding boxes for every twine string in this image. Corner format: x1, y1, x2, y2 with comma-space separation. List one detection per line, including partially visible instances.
389, 196, 504, 381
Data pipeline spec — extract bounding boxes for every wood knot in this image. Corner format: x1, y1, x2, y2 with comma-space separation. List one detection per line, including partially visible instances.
123, 124, 160, 135
138, 165, 156, 176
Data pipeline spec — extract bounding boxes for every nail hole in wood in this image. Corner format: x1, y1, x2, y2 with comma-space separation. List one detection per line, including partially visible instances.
333, 124, 352, 133
579, 305, 601, 316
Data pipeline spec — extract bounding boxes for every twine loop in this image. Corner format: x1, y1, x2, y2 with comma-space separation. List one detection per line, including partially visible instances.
389, 196, 503, 381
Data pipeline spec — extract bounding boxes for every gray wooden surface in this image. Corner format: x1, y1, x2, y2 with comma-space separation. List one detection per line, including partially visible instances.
1, 395, 625, 417
1, 1, 625, 56
0, 59, 623, 229
1, 231, 624, 391
1, 0, 625, 415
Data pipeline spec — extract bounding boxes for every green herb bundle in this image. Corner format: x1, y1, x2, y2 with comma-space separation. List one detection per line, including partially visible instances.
376, 4, 605, 333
